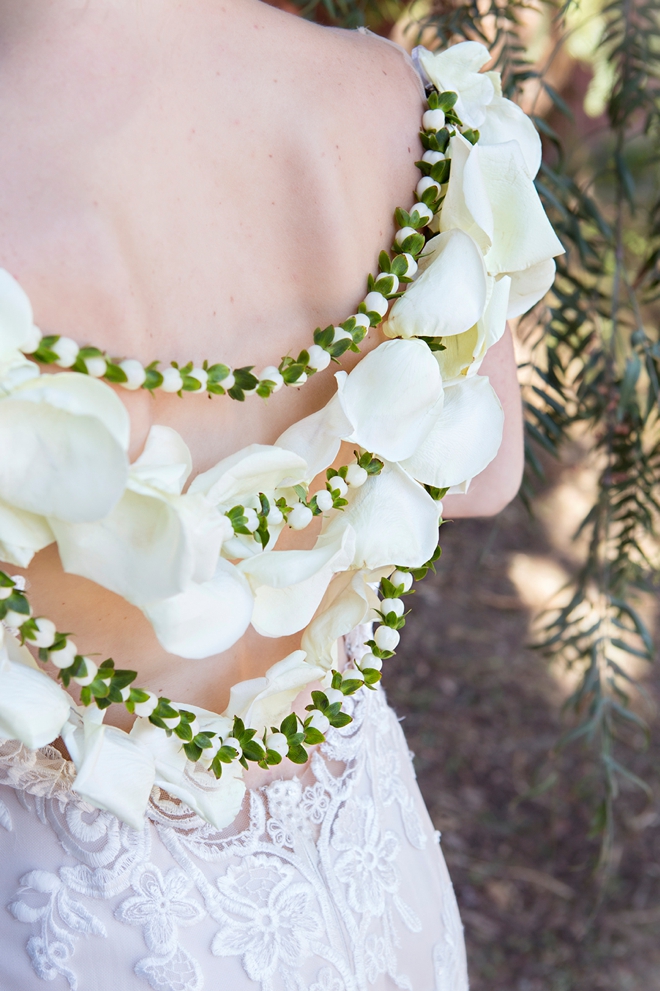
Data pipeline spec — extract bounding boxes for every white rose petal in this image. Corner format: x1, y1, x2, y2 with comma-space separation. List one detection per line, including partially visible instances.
0, 498, 54, 568
0, 269, 40, 362
479, 96, 542, 178
336, 339, 443, 463
400, 375, 504, 490
301, 568, 379, 670
225, 649, 325, 734
276, 396, 352, 480
191, 443, 309, 507
0, 658, 72, 750
506, 259, 556, 318
143, 558, 254, 659
419, 42, 495, 128
384, 229, 488, 342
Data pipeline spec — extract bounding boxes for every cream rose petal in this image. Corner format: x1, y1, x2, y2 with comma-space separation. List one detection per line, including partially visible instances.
323, 461, 440, 570
301, 568, 380, 670
130, 424, 193, 495
0, 268, 40, 361
441, 135, 564, 275
506, 259, 557, 318
239, 526, 356, 638
142, 558, 254, 659
479, 97, 542, 177
383, 230, 488, 341
67, 720, 156, 831
225, 649, 326, 734
418, 42, 495, 128
0, 497, 54, 568
0, 656, 72, 749
433, 273, 510, 385
337, 340, 444, 462
0, 373, 130, 523
130, 714, 245, 830
400, 375, 504, 489
276, 394, 351, 479
190, 444, 309, 507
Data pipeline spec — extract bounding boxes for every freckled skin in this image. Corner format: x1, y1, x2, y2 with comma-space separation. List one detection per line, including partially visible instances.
0, 0, 521, 740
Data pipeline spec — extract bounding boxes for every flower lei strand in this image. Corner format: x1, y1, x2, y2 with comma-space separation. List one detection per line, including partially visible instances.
19, 89, 466, 400
0, 542, 440, 777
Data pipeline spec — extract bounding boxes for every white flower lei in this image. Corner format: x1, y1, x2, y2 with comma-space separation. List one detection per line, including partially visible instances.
0, 42, 563, 831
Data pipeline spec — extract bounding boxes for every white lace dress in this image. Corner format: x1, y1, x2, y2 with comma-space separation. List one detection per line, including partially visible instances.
0, 677, 468, 991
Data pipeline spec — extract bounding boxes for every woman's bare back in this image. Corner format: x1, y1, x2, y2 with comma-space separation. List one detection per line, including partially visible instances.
0, 0, 425, 720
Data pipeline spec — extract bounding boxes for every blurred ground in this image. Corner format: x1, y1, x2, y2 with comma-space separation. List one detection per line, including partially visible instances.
387, 457, 660, 991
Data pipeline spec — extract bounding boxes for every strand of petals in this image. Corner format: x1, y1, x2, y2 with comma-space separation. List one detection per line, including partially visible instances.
18, 89, 470, 400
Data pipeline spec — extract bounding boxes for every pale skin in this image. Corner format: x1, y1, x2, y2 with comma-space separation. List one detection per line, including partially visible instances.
0, 1, 523, 747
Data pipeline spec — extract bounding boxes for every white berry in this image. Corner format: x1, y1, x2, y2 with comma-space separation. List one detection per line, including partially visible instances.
306, 345, 331, 372
161, 713, 181, 730
329, 476, 348, 498
361, 651, 383, 671
416, 176, 441, 199
346, 464, 368, 488
411, 201, 433, 225
0, 585, 13, 601
291, 371, 307, 387
422, 150, 445, 165
332, 327, 353, 343
73, 658, 98, 686
223, 736, 242, 758
244, 507, 260, 532
391, 569, 414, 591
315, 489, 334, 512
422, 108, 446, 131
363, 292, 389, 318
266, 732, 289, 758
324, 687, 344, 706
259, 366, 284, 391
160, 366, 184, 393
400, 253, 418, 278
3, 609, 29, 629
51, 336, 79, 367
308, 711, 330, 735
375, 272, 399, 295
20, 325, 42, 354
189, 367, 208, 391
352, 313, 371, 330
49, 639, 78, 669
31, 617, 57, 649
222, 372, 236, 390
380, 597, 404, 618
119, 358, 146, 390
395, 226, 417, 246
133, 692, 159, 718
374, 626, 400, 651
85, 356, 107, 378
266, 506, 284, 526
343, 666, 365, 683
288, 503, 313, 530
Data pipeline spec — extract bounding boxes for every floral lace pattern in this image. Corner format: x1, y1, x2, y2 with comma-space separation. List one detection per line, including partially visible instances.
0, 686, 468, 991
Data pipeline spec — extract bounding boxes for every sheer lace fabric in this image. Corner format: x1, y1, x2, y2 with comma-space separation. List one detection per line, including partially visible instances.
0, 684, 468, 991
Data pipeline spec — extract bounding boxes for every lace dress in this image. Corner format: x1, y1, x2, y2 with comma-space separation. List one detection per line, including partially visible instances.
0, 676, 468, 991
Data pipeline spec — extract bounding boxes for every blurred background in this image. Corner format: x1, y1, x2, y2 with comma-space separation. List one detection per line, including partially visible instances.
280, 0, 660, 986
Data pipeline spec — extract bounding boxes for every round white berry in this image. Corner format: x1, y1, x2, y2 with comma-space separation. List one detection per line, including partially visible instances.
343, 666, 365, 683
84, 356, 107, 378
374, 626, 400, 652
49, 639, 78, 669
352, 313, 371, 330
133, 692, 159, 718
363, 292, 389, 318
259, 366, 284, 391
400, 253, 418, 278
416, 176, 441, 199
160, 366, 184, 393
391, 569, 414, 592
380, 597, 404, 618
222, 372, 236, 390
288, 503, 313, 530
308, 711, 330, 735
3, 609, 29, 629
345, 464, 368, 488
395, 226, 417, 246
291, 371, 307, 387
0, 585, 13, 600
332, 327, 353, 343
120, 685, 132, 702
306, 345, 331, 372
189, 367, 208, 391
421, 149, 445, 165
73, 658, 98, 686
119, 358, 146, 390
374, 272, 400, 295
266, 732, 289, 758
243, 507, 260, 533
361, 651, 383, 671
161, 713, 182, 730
51, 336, 79, 367
329, 476, 348, 498
411, 201, 433, 225
223, 736, 242, 758
266, 506, 284, 526
324, 687, 344, 706
30, 617, 57, 649
422, 108, 446, 131
315, 489, 334, 512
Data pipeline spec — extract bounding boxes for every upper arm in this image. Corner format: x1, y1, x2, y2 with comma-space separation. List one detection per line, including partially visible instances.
442, 325, 524, 519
